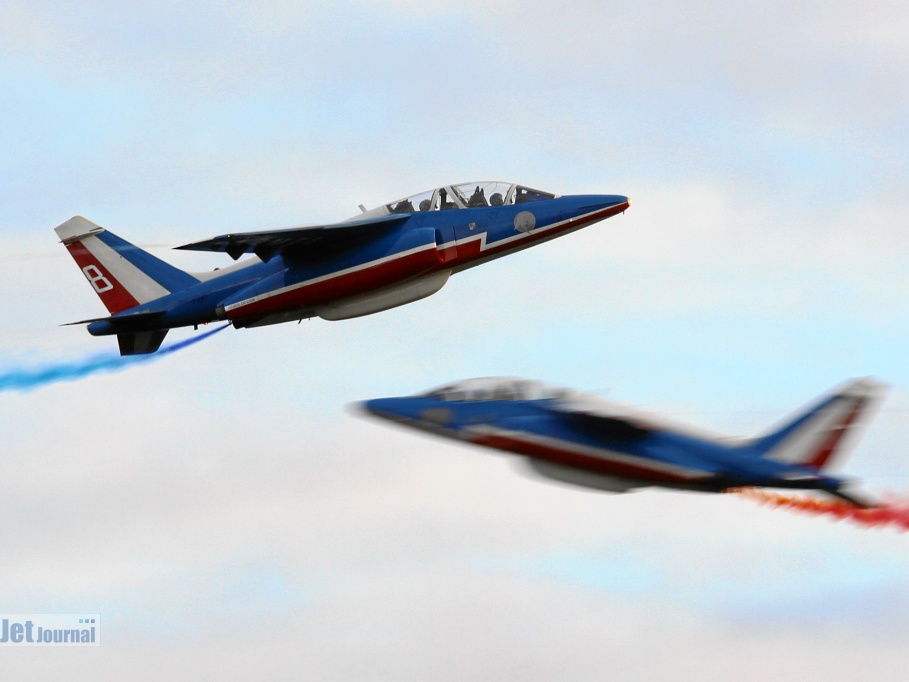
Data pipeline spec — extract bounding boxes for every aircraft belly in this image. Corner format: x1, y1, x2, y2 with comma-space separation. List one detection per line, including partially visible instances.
317, 270, 450, 320
524, 459, 647, 493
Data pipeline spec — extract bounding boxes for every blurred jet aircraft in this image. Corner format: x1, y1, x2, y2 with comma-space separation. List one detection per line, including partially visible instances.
55, 181, 629, 354
358, 377, 883, 508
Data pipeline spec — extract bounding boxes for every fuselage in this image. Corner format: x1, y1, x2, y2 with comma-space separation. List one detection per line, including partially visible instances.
360, 377, 854, 497
87, 189, 629, 335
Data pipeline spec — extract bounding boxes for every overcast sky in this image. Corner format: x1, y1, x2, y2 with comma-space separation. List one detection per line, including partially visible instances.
1, 2, 908, 680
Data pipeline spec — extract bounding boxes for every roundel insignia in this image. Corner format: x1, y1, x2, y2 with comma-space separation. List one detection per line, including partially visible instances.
420, 408, 452, 425
514, 211, 536, 234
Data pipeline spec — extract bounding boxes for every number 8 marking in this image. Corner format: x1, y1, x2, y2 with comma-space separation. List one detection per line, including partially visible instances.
82, 265, 114, 293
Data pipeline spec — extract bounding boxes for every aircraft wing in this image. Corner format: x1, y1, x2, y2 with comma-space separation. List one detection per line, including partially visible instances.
543, 401, 724, 482
562, 411, 652, 441
544, 400, 653, 442
175, 213, 411, 261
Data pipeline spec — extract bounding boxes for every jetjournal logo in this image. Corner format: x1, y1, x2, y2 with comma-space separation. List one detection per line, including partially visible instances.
0, 614, 100, 646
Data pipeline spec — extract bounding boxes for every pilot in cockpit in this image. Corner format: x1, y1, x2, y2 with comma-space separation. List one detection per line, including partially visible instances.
467, 186, 488, 208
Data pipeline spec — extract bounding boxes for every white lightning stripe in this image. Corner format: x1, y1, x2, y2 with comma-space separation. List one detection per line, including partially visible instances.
447, 206, 614, 273
467, 424, 713, 481
480, 205, 602, 248
224, 241, 439, 312
764, 393, 866, 466
81, 234, 171, 302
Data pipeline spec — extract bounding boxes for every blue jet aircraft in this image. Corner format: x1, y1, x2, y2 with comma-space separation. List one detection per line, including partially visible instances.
55, 181, 629, 354
358, 377, 884, 508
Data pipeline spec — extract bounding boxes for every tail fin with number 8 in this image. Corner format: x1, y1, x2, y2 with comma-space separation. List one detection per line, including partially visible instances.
55, 216, 199, 315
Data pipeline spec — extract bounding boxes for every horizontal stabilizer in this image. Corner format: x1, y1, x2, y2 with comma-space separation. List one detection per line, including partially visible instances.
176, 213, 410, 261
828, 487, 878, 509
63, 310, 166, 329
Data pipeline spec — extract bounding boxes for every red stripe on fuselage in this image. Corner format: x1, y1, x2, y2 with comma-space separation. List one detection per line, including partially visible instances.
470, 432, 702, 484
65, 242, 140, 313
225, 244, 442, 319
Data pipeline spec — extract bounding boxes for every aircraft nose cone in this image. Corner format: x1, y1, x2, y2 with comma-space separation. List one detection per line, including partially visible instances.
566, 194, 631, 220
587, 194, 630, 211
357, 397, 412, 421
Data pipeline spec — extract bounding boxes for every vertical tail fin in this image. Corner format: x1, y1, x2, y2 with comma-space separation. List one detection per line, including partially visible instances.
749, 378, 885, 470
55, 216, 199, 314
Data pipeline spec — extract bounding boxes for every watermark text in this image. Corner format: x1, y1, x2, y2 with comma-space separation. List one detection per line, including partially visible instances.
0, 614, 100, 646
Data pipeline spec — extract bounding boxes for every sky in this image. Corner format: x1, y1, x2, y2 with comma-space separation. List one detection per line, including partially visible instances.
1, 1, 909, 679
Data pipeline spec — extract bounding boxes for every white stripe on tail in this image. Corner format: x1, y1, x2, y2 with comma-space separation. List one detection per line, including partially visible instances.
749, 378, 885, 470
55, 216, 198, 314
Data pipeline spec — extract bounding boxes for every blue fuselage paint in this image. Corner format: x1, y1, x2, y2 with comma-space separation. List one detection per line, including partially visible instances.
361, 395, 847, 493
88, 193, 628, 336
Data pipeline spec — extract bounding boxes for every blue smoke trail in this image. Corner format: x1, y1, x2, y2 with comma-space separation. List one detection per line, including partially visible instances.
0, 324, 229, 393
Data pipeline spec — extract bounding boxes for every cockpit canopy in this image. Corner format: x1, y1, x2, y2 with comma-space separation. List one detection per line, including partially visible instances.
421, 377, 570, 402
418, 377, 659, 428
366, 181, 557, 217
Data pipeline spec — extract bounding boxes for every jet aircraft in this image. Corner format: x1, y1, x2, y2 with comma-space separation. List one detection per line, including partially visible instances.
54, 181, 629, 354
358, 376, 884, 508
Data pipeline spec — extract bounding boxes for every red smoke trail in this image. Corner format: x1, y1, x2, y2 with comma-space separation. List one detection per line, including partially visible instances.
728, 488, 909, 531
